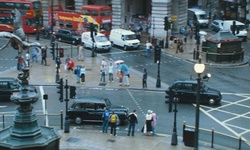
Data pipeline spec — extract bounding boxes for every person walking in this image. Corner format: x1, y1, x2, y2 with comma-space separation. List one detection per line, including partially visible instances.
169, 34, 175, 49
100, 64, 106, 83
80, 65, 86, 83
109, 110, 119, 136
142, 68, 147, 88
31, 46, 38, 63
145, 40, 152, 56
127, 109, 138, 136
75, 65, 81, 83
123, 68, 130, 86
67, 59, 75, 73
41, 47, 47, 66
101, 107, 110, 133
55, 57, 61, 72
145, 110, 153, 136
77, 44, 84, 61
108, 62, 114, 82
151, 111, 157, 135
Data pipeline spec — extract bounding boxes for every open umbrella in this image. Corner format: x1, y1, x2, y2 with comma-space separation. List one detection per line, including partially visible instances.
114, 60, 124, 64
199, 31, 207, 35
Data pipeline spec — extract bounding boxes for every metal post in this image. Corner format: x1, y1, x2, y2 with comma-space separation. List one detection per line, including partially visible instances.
36, 16, 39, 40
171, 97, 178, 145
61, 110, 63, 130
165, 29, 169, 48
156, 60, 161, 88
55, 43, 60, 83
64, 79, 70, 133
194, 73, 201, 149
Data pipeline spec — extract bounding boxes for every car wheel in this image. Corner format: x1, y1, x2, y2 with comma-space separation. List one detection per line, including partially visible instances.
124, 46, 128, 51
74, 117, 82, 125
208, 98, 216, 106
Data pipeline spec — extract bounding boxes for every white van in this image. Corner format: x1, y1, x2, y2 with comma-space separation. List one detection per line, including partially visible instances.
188, 8, 209, 28
81, 32, 111, 52
223, 20, 248, 41
109, 29, 140, 50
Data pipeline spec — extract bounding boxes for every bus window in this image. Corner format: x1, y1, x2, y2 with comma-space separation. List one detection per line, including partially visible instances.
92, 10, 98, 16
66, 22, 73, 28
82, 10, 90, 15
26, 19, 32, 26
59, 22, 64, 27
32, 2, 41, 10
101, 10, 111, 16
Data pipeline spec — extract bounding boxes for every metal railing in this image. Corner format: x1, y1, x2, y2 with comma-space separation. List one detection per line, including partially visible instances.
183, 121, 250, 149
204, 50, 244, 63
0, 110, 64, 130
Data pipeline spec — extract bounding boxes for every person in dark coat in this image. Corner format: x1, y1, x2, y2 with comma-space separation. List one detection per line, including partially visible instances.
127, 110, 138, 136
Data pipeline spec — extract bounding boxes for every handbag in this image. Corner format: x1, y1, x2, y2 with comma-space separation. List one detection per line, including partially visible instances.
141, 124, 147, 133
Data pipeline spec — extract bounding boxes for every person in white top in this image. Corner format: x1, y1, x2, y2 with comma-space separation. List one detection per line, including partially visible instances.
78, 44, 84, 61
145, 40, 152, 56
108, 62, 114, 82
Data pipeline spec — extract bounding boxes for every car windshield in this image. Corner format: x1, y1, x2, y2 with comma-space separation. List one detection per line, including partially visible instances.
124, 34, 137, 40
104, 98, 111, 108
95, 36, 108, 42
197, 14, 207, 19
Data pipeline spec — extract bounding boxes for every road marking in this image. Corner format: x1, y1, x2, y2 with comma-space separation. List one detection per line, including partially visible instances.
39, 86, 49, 126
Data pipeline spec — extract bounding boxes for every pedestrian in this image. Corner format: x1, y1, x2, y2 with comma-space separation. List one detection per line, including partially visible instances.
31, 46, 38, 63
118, 70, 123, 86
67, 59, 75, 73
145, 110, 153, 136
100, 64, 106, 82
25, 51, 30, 67
17, 56, 24, 70
127, 109, 138, 136
78, 44, 84, 61
109, 110, 119, 136
123, 67, 130, 86
101, 58, 107, 67
65, 55, 70, 71
176, 38, 183, 53
145, 40, 152, 56
80, 65, 86, 83
151, 111, 157, 135
142, 68, 147, 88
108, 62, 114, 82
75, 65, 81, 83
169, 34, 175, 49
41, 46, 47, 66
101, 107, 110, 133
55, 57, 61, 72
36, 47, 41, 63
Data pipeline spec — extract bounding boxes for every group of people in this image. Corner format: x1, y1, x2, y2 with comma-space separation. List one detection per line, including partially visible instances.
16, 46, 47, 71
99, 58, 130, 86
101, 108, 157, 137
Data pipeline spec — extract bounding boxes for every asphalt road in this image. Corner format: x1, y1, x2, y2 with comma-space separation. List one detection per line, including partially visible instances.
0, 32, 250, 143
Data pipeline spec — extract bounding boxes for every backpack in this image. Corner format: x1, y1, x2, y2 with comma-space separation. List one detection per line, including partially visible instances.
110, 114, 117, 123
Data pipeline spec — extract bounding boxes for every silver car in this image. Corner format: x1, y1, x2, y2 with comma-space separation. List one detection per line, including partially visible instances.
211, 20, 224, 32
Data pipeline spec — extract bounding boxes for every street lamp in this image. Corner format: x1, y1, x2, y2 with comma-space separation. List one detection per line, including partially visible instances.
171, 96, 178, 146
193, 56, 205, 150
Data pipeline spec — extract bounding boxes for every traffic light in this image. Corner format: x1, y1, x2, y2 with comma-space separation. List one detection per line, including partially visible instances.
59, 48, 64, 58
164, 16, 169, 31
69, 86, 76, 99
57, 78, 64, 102
154, 46, 161, 63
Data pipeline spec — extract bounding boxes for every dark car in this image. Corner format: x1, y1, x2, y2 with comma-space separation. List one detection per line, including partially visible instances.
165, 80, 222, 106
55, 28, 81, 45
0, 77, 37, 102
67, 97, 129, 125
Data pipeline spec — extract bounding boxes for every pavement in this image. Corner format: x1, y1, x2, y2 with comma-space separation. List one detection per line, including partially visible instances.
0, 34, 247, 150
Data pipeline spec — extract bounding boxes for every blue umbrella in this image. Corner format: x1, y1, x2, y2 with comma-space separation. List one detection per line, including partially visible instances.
118, 64, 128, 72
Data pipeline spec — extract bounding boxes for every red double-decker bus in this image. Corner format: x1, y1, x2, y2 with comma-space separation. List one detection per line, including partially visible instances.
0, 0, 43, 33
81, 5, 112, 36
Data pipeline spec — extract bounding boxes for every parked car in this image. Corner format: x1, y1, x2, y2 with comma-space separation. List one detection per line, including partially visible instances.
0, 77, 38, 102
55, 28, 81, 45
211, 20, 224, 32
165, 80, 222, 106
67, 97, 129, 125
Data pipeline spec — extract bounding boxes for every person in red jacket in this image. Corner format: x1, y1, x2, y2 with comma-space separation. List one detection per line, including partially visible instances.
67, 59, 75, 73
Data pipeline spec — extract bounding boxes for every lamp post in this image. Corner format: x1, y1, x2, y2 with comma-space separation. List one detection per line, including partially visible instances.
193, 57, 205, 150
171, 96, 178, 145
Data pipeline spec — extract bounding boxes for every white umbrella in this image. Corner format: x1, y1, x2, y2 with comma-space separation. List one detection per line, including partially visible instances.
114, 60, 124, 64
199, 31, 207, 35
